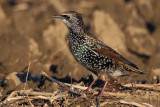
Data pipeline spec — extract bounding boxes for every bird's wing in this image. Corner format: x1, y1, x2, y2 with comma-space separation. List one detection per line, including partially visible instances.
92, 46, 144, 74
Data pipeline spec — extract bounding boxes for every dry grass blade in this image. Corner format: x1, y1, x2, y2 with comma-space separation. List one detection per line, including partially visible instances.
123, 83, 160, 91
24, 60, 32, 90
120, 100, 148, 107
99, 100, 153, 107
64, 83, 88, 90
1, 89, 65, 105
102, 92, 127, 98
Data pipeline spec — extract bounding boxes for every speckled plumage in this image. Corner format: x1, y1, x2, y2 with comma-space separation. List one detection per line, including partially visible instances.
51, 11, 144, 80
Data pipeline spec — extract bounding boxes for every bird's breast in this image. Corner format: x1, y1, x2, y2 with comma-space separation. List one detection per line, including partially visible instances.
69, 42, 114, 72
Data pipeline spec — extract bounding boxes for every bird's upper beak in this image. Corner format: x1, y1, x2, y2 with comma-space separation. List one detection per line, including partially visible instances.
49, 14, 64, 19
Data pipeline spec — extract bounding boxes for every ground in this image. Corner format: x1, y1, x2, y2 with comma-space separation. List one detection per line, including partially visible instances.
0, 0, 160, 106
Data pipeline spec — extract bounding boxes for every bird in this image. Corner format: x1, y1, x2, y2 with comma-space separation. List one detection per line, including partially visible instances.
50, 11, 144, 95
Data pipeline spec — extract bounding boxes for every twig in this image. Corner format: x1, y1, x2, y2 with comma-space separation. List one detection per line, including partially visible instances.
2, 90, 65, 104
24, 60, 32, 90
102, 92, 127, 98
18, 89, 59, 96
23, 59, 33, 106
120, 100, 147, 107
4, 95, 64, 104
4, 90, 18, 101
41, 71, 82, 95
100, 101, 114, 107
26, 93, 34, 107
64, 83, 88, 90
142, 103, 154, 107
123, 83, 160, 91
100, 100, 153, 107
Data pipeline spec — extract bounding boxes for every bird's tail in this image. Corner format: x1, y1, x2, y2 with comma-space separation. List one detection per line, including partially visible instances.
123, 64, 145, 74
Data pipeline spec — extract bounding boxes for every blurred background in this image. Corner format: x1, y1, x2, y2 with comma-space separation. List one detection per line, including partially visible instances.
0, 0, 160, 99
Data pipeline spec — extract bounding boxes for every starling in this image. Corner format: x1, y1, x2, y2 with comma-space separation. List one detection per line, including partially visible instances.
51, 11, 144, 95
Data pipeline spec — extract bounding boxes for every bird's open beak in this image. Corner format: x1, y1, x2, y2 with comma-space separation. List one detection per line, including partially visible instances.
49, 15, 63, 19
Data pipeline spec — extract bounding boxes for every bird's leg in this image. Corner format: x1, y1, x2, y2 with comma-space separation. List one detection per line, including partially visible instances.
98, 74, 110, 96
85, 72, 101, 93
99, 80, 108, 96
85, 75, 99, 93
85, 78, 97, 92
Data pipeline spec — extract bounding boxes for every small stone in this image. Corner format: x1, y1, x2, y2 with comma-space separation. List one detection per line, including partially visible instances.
152, 76, 159, 84
151, 67, 160, 83
6, 72, 21, 87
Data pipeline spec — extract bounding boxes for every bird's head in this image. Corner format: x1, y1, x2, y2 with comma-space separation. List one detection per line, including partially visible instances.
50, 11, 84, 29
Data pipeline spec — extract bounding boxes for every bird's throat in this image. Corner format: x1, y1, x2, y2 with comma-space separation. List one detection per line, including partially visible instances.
68, 25, 85, 35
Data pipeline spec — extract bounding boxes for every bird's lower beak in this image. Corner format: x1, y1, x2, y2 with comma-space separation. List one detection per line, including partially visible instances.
49, 15, 63, 19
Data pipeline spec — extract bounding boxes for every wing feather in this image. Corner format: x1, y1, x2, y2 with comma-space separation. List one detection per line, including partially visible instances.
92, 47, 144, 74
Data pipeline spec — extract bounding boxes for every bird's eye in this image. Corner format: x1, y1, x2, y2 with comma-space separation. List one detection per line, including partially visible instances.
63, 15, 70, 20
